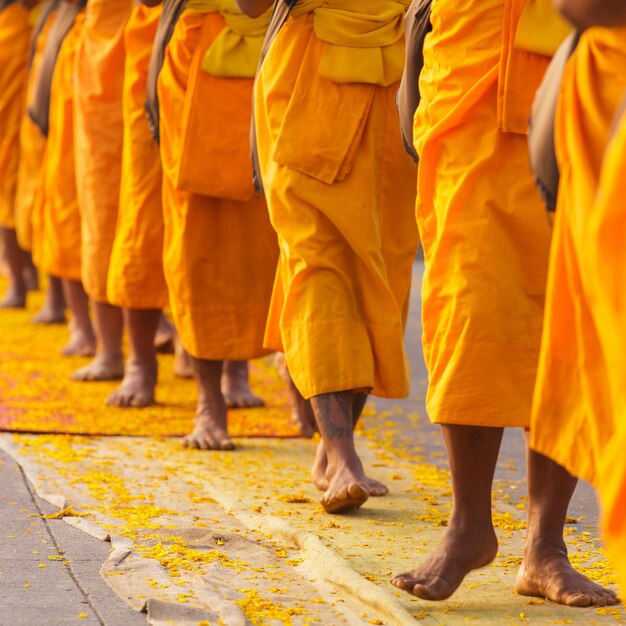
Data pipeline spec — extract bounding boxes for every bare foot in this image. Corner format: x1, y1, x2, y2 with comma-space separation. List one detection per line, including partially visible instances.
321, 462, 370, 514
0, 286, 26, 309
221, 361, 264, 408
392, 523, 498, 600
32, 304, 66, 325
183, 403, 235, 451
274, 353, 316, 437
312, 440, 388, 495
515, 541, 619, 607
173, 338, 194, 378
60, 327, 96, 357
71, 353, 124, 381
154, 314, 175, 354
106, 361, 157, 407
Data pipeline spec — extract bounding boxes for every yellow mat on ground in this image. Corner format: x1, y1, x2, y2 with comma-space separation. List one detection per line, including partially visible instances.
0, 281, 298, 437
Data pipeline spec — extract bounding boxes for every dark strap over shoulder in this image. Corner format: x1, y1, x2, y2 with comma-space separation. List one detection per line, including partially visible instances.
250, 0, 297, 193
28, 0, 61, 68
0, 0, 19, 13
396, 0, 432, 163
27, 0, 86, 138
145, 0, 186, 143
528, 30, 580, 213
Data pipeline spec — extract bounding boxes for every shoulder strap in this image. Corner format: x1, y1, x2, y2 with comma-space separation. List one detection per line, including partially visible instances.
28, 0, 61, 68
145, 0, 186, 143
250, 0, 297, 193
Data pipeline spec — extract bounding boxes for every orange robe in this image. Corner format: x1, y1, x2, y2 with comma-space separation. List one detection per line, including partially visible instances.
37, 12, 86, 281
158, 7, 278, 360
413, 0, 559, 426
530, 26, 626, 575
106, 4, 168, 310
15, 5, 57, 253
0, 4, 33, 230
73, 0, 133, 302
255, 3, 419, 400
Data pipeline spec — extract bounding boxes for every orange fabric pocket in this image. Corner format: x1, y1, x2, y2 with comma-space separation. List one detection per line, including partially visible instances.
176, 12, 255, 201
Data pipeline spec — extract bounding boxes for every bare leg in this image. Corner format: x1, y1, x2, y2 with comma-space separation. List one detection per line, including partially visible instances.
60, 279, 96, 356
392, 425, 501, 600
516, 447, 619, 606
71, 301, 124, 381
312, 392, 388, 496
183, 358, 234, 451
274, 352, 316, 437
310, 391, 376, 514
106, 308, 160, 407
32, 275, 66, 324
0, 227, 28, 308
173, 335, 194, 378
154, 312, 175, 354
221, 360, 264, 408
22, 256, 38, 292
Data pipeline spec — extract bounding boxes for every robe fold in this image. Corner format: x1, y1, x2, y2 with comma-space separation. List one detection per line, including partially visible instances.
415, 0, 559, 426
37, 12, 86, 281
255, 2, 419, 400
158, 6, 278, 360
73, 0, 133, 302
106, 4, 169, 310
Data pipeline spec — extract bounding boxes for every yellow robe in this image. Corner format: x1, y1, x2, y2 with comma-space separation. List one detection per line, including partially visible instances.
15, 6, 57, 253
255, 2, 419, 400
106, 4, 168, 310
414, 0, 556, 426
0, 4, 33, 230
531, 25, 626, 528
588, 108, 626, 594
37, 13, 86, 282
158, 8, 278, 360
73, 0, 133, 302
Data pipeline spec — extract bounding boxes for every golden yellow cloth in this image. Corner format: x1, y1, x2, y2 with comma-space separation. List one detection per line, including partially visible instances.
255, 11, 418, 399
15, 7, 57, 252
515, 0, 571, 57
158, 9, 278, 360
0, 4, 33, 230
589, 110, 626, 595
415, 0, 552, 426
531, 27, 626, 483
73, 0, 133, 302
36, 13, 86, 281
107, 4, 168, 310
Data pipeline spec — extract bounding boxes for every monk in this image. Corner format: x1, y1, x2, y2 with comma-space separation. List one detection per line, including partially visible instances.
238, 0, 419, 512
17, 0, 67, 325
391, 0, 617, 606
530, 0, 626, 599
0, 0, 38, 308
71, 0, 133, 381
158, 0, 279, 449
33, 1, 94, 356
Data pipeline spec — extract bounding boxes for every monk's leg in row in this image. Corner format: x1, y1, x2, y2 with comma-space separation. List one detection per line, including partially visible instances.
392, 425, 501, 600
275, 352, 316, 438
221, 360, 264, 409
72, 301, 124, 381
310, 391, 383, 514
154, 312, 175, 354
32, 275, 66, 325
0, 227, 28, 308
173, 335, 194, 379
311, 392, 388, 497
516, 447, 619, 606
107, 308, 160, 407
60, 279, 96, 357
184, 358, 234, 451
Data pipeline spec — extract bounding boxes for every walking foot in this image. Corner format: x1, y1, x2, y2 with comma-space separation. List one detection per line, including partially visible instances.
106, 361, 157, 407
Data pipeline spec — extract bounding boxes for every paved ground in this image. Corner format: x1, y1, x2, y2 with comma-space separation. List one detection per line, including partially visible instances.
0, 261, 621, 625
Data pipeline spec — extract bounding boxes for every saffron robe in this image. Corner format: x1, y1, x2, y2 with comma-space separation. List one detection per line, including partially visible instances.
106, 4, 169, 310
158, 7, 278, 360
255, 1, 419, 399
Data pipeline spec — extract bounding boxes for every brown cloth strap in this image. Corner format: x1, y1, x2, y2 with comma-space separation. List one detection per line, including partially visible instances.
250, 0, 297, 193
608, 90, 626, 144
0, 0, 19, 13
396, 0, 432, 163
28, 0, 61, 68
27, 0, 86, 138
145, 0, 186, 143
